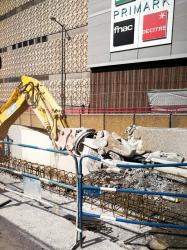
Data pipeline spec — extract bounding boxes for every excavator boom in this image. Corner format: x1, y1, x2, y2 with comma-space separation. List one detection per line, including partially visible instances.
0, 76, 68, 146
0, 76, 134, 158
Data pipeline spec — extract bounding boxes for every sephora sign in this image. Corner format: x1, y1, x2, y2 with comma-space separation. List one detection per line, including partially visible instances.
110, 0, 175, 52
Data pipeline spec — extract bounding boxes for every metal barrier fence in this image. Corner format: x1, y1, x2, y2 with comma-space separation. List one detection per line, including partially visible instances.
77, 155, 187, 248
64, 105, 187, 114
0, 140, 80, 248
1, 142, 187, 249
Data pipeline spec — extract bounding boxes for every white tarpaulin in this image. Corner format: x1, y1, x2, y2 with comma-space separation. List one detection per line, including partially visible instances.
147, 89, 187, 111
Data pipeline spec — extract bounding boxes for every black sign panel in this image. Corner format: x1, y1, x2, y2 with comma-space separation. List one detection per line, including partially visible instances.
113, 18, 135, 47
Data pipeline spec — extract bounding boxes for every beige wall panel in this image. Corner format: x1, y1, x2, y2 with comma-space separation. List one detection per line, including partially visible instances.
12, 113, 187, 137
65, 78, 90, 107
65, 32, 88, 73
0, 32, 88, 80
172, 115, 187, 128
105, 115, 134, 136
19, 112, 31, 127
30, 113, 43, 129
66, 115, 80, 128
81, 115, 104, 131
135, 115, 169, 128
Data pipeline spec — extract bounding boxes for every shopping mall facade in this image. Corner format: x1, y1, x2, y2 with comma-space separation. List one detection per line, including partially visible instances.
0, 0, 187, 130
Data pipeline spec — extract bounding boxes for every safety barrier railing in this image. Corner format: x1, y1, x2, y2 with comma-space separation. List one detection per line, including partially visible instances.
77, 155, 187, 248
1, 143, 187, 249
64, 105, 187, 114
0, 140, 80, 248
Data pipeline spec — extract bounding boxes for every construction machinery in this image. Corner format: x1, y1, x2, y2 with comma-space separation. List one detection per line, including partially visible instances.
0, 76, 96, 154
0, 76, 186, 227
0, 75, 135, 158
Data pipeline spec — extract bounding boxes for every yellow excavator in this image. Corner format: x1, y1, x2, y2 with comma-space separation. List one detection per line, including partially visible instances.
0, 75, 135, 158
0, 75, 96, 154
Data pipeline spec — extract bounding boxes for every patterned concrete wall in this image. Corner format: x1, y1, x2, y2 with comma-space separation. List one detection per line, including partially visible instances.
0, 82, 19, 102
0, 0, 90, 109
0, 0, 88, 47
0, 0, 31, 16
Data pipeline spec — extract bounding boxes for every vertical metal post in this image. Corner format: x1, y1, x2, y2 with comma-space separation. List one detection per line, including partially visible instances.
169, 113, 172, 128
50, 17, 70, 113
77, 157, 83, 248
61, 27, 65, 110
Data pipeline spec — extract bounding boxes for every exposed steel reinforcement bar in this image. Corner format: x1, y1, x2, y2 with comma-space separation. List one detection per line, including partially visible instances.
77, 154, 187, 248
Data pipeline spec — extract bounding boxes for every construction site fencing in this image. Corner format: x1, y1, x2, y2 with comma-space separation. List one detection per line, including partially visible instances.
0, 140, 78, 204
1, 142, 187, 248
0, 139, 78, 186
77, 154, 187, 248
0, 139, 84, 249
65, 105, 187, 114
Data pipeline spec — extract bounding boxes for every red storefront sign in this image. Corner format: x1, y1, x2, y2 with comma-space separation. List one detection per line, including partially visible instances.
143, 11, 168, 42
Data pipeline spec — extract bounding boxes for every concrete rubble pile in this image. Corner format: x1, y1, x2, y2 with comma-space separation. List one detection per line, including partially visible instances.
79, 125, 185, 166
76, 126, 187, 189
87, 168, 182, 193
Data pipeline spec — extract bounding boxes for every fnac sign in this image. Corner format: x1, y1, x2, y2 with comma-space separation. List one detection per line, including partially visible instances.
110, 0, 175, 52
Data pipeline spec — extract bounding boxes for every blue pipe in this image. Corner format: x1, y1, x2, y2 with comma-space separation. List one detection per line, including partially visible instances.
83, 212, 187, 230
82, 185, 187, 198
77, 154, 187, 247
0, 166, 76, 191
2, 141, 69, 155
117, 162, 187, 169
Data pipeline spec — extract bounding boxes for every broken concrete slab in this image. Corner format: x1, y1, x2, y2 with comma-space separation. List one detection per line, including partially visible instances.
146, 151, 184, 164
131, 126, 187, 160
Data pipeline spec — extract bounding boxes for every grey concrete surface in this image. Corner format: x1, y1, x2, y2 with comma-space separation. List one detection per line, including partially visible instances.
0, 174, 149, 250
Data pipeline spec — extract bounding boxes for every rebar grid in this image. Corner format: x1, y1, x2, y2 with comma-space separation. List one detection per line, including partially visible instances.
0, 155, 186, 225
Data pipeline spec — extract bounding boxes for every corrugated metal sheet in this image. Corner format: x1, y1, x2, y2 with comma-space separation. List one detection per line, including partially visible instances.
90, 59, 187, 110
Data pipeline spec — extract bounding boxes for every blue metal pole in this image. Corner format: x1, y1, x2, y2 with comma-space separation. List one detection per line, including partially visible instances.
77, 155, 102, 248
83, 212, 187, 230
82, 185, 187, 199
2, 141, 69, 155
0, 166, 76, 191
117, 162, 187, 169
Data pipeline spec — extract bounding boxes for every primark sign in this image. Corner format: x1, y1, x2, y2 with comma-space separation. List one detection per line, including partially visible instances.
110, 0, 175, 52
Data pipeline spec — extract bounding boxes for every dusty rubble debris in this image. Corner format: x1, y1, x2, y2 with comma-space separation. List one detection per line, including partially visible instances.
86, 168, 183, 193
76, 126, 187, 192
80, 126, 185, 169
83, 130, 136, 158
145, 151, 184, 164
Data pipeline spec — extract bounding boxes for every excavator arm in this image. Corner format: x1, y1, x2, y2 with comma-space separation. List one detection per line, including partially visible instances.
0, 75, 133, 158
0, 76, 68, 147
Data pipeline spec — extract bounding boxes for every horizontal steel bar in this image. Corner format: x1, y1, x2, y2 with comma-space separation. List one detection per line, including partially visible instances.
116, 162, 187, 168
0, 166, 76, 191
83, 212, 187, 230
82, 185, 187, 198
1, 141, 69, 155
80, 155, 187, 169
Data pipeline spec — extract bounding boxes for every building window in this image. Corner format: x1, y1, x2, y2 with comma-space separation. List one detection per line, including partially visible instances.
29, 39, 34, 45
42, 36, 47, 43
35, 37, 41, 44
23, 41, 28, 47
2, 47, 7, 53
0, 47, 7, 53
18, 42, 22, 48
12, 44, 17, 50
